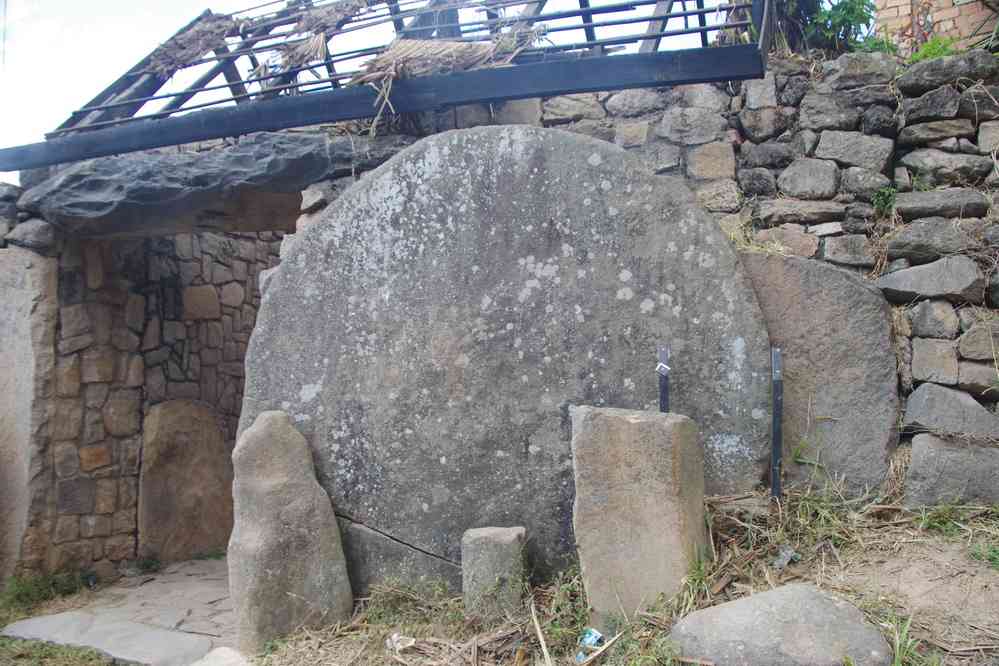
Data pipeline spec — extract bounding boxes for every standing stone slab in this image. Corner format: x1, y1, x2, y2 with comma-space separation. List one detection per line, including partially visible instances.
905, 433, 999, 506
240, 127, 772, 581
670, 584, 891, 666
740, 254, 899, 494
139, 400, 232, 562
461, 526, 526, 619
0, 247, 57, 578
229, 411, 353, 654
570, 407, 705, 629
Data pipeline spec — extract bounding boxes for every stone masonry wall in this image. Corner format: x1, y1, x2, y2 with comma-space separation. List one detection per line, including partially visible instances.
294, 49, 999, 506
5, 48, 999, 577
0, 214, 280, 576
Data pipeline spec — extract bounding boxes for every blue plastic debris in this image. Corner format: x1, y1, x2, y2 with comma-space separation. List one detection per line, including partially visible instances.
575, 627, 605, 662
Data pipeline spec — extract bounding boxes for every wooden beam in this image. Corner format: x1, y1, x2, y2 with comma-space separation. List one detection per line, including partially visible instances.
214, 46, 251, 102
0, 44, 765, 172
639, 0, 675, 52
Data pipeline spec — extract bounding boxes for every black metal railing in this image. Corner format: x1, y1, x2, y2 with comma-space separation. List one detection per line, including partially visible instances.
0, 0, 771, 171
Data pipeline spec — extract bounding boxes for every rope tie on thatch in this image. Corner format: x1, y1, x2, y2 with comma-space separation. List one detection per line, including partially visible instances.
351, 27, 543, 133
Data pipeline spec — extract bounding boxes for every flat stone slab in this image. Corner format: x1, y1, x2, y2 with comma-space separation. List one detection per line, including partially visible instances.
240, 126, 772, 582
740, 254, 899, 494
17, 133, 413, 238
1, 559, 233, 665
670, 584, 891, 665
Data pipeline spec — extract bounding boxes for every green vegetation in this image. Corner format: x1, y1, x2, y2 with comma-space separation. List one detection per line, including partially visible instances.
909, 36, 959, 64
192, 548, 227, 561
0, 637, 109, 665
915, 503, 964, 536
1, 573, 84, 626
807, 0, 877, 51
859, 34, 899, 55
873, 186, 897, 219
135, 557, 161, 574
971, 541, 999, 570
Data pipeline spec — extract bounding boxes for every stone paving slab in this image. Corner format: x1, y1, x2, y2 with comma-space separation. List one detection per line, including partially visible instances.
1, 560, 236, 665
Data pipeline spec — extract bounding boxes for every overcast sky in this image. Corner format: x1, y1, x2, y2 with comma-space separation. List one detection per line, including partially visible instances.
0, 0, 249, 183
0, 0, 723, 185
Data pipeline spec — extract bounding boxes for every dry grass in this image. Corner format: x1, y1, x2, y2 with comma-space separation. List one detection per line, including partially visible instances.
255, 483, 999, 666
350, 31, 540, 134
148, 13, 236, 77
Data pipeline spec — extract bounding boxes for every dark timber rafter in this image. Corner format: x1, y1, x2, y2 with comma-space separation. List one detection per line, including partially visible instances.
1, 0, 770, 171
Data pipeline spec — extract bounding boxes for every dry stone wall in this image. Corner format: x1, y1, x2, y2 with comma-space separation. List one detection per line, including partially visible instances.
291, 49, 999, 506
4, 48, 999, 578
0, 210, 280, 575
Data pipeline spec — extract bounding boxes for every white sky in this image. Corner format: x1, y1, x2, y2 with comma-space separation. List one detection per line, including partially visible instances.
0, 0, 727, 185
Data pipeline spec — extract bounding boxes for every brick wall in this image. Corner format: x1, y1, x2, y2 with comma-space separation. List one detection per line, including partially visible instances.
874, 0, 998, 52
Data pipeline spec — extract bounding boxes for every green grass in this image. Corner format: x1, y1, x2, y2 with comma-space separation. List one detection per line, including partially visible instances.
1, 573, 85, 627
872, 186, 897, 219
915, 504, 964, 537
135, 556, 161, 574
192, 548, 227, 561
971, 541, 999, 570
0, 637, 109, 665
0, 573, 103, 666
908, 36, 959, 64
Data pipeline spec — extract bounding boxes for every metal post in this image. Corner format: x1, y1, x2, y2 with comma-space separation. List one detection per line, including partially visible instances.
657, 345, 671, 413
770, 347, 783, 500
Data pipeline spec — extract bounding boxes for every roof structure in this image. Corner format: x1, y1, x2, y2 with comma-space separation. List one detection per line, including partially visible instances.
0, 0, 772, 171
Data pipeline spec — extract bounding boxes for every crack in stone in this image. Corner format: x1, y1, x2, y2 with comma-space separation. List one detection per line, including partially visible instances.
335, 512, 460, 567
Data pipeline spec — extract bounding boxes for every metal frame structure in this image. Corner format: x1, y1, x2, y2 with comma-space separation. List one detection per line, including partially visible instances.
0, 0, 772, 171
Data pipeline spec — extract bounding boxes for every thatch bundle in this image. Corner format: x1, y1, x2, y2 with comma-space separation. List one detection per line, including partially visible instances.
148, 13, 237, 77
352, 28, 538, 85
293, 0, 369, 35
349, 30, 540, 132
279, 0, 368, 70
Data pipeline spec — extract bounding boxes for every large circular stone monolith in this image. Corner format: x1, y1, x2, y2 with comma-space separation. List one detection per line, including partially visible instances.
240, 126, 771, 583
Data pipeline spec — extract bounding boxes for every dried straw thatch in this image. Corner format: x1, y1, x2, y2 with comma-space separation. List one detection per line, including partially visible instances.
293, 0, 369, 35
148, 13, 237, 77
279, 0, 368, 71
350, 30, 540, 132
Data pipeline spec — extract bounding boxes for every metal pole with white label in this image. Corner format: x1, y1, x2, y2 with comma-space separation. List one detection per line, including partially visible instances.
657, 345, 670, 413
771, 347, 783, 500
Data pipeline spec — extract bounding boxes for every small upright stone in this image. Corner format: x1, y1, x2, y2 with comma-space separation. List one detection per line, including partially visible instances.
570, 407, 705, 630
908, 300, 960, 338
229, 411, 353, 654
461, 526, 526, 619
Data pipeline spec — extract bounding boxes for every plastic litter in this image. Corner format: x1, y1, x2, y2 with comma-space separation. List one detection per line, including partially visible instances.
575, 627, 605, 663
771, 543, 800, 571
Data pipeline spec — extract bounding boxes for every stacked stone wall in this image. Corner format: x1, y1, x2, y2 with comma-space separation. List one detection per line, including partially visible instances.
4, 48, 999, 577
0, 215, 280, 576
294, 49, 999, 506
